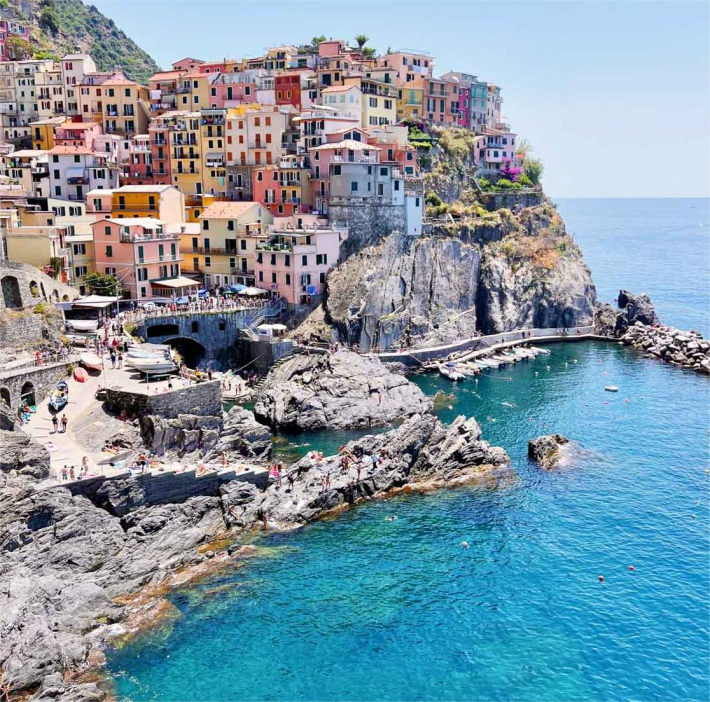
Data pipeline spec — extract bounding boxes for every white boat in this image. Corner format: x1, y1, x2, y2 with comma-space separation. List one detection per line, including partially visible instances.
80, 352, 103, 371
68, 319, 99, 332
438, 364, 466, 381
126, 357, 177, 374
605, 385, 619, 392
48, 381, 69, 411
530, 346, 551, 355
127, 348, 172, 360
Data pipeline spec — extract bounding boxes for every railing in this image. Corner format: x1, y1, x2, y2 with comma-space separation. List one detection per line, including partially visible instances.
116, 204, 159, 213
331, 155, 378, 164
0, 353, 78, 380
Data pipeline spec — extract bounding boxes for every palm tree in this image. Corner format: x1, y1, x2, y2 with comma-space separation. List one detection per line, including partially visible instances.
354, 34, 370, 51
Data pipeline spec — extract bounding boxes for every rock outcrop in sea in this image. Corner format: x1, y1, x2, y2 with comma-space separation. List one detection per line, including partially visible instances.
322, 204, 597, 350
594, 290, 709, 375
254, 350, 432, 430
528, 434, 571, 469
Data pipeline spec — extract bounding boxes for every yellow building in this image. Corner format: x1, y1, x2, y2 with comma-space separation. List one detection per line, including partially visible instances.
65, 233, 95, 293
397, 86, 424, 120
4, 225, 69, 280
100, 76, 151, 136
30, 116, 67, 150
197, 201, 273, 288
343, 76, 397, 127
109, 184, 185, 221
199, 108, 228, 197
169, 111, 203, 196
176, 72, 213, 112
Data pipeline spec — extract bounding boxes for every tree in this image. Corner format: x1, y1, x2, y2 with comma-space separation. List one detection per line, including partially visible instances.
523, 158, 544, 186
354, 34, 370, 51
84, 272, 121, 296
362, 46, 377, 59
309, 35, 327, 53
39, 4, 60, 36
515, 138, 533, 161
6, 36, 33, 60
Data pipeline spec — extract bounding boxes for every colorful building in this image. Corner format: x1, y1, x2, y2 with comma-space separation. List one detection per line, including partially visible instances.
91, 217, 183, 300
109, 184, 185, 221
197, 200, 273, 288
251, 155, 311, 216
47, 146, 118, 202
255, 214, 347, 305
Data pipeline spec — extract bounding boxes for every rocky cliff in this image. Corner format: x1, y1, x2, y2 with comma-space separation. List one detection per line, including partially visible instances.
324, 204, 597, 350
254, 350, 431, 430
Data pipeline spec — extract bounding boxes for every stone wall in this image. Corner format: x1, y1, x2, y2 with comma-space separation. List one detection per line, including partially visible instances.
237, 337, 294, 372
104, 380, 222, 419
479, 191, 544, 212
328, 201, 407, 252
0, 311, 43, 348
0, 260, 78, 312
0, 361, 71, 411
137, 310, 262, 362
41, 465, 269, 517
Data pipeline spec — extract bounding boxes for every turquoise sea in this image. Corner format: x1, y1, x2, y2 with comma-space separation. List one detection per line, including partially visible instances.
107, 199, 710, 702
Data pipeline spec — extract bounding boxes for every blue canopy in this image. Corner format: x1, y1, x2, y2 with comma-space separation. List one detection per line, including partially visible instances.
175, 296, 189, 304
227, 283, 246, 292
197, 288, 209, 297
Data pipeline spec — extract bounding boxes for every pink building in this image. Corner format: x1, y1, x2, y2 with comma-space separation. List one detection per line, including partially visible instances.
254, 215, 348, 306
424, 77, 458, 125
120, 134, 154, 185
91, 217, 183, 300
210, 72, 257, 108
54, 122, 102, 149
0, 20, 31, 61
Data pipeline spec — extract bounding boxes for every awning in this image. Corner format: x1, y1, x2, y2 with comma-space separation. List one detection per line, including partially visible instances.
66, 166, 85, 178
73, 295, 116, 309
239, 286, 270, 296
150, 276, 201, 289
205, 152, 224, 160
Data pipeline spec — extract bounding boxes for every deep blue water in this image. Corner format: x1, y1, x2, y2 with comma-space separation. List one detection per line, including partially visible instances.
557, 197, 709, 335
108, 200, 710, 702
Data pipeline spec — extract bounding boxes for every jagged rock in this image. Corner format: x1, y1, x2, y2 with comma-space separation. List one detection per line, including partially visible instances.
528, 434, 570, 469
593, 303, 617, 337
203, 407, 271, 462
243, 414, 510, 528
321, 205, 597, 350
254, 351, 432, 430
615, 290, 659, 334
140, 414, 222, 457
0, 427, 51, 480
0, 403, 17, 431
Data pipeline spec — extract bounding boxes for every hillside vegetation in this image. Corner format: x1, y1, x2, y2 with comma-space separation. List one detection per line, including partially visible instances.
1, 0, 160, 83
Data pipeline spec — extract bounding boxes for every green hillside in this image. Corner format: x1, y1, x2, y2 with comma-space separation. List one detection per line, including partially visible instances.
0, 0, 160, 83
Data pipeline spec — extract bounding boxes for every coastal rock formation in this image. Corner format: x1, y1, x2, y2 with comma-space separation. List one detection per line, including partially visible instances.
594, 289, 660, 338
620, 323, 710, 375
203, 406, 272, 462
254, 350, 431, 430
528, 434, 571, 469
236, 414, 510, 528
322, 205, 597, 350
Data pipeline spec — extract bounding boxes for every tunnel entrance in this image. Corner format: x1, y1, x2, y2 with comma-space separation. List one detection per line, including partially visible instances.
165, 337, 207, 369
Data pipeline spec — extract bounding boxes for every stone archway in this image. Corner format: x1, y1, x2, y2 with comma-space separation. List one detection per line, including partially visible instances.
164, 337, 207, 368
20, 381, 35, 408
1, 276, 22, 310
0, 387, 11, 408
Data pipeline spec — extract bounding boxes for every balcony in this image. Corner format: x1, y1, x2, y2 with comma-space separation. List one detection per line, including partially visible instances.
177, 85, 191, 94
331, 154, 378, 164
67, 174, 89, 185
247, 142, 269, 150
173, 149, 199, 160
230, 267, 254, 277
116, 204, 159, 213
150, 137, 167, 146
121, 231, 179, 243
176, 168, 200, 176
201, 116, 225, 126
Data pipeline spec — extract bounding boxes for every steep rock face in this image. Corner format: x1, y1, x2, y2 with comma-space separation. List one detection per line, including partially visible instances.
322, 205, 597, 349
326, 232, 481, 349
203, 406, 272, 462
254, 351, 431, 430
239, 414, 510, 528
476, 241, 596, 334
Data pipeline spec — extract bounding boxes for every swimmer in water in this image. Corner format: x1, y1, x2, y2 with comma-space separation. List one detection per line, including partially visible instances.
461, 541, 469, 549
385, 515, 397, 522
546, 365, 551, 370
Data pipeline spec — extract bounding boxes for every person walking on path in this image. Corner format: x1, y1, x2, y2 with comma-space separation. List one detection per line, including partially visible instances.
60, 414, 68, 433
61, 465, 68, 480
118, 352, 123, 369
52, 414, 59, 433
110, 350, 116, 369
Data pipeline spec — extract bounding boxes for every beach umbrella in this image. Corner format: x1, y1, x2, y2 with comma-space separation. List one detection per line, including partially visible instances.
73, 367, 88, 382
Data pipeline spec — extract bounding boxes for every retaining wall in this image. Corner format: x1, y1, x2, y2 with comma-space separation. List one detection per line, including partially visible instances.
0, 361, 71, 410
105, 380, 222, 419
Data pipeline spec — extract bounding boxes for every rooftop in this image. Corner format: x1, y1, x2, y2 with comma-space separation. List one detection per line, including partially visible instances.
113, 184, 175, 193
48, 146, 97, 156
103, 217, 166, 227
200, 201, 260, 219
311, 139, 381, 152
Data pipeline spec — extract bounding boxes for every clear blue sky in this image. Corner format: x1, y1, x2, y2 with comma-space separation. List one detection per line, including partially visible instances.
91, 1, 709, 199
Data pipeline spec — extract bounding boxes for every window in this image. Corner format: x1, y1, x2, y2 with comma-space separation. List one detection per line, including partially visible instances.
240, 240, 246, 251
369, 97, 377, 107
105, 245, 113, 257
227, 220, 234, 230
203, 219, 209, 230
333, 165, 341, 175
380, 167, 388, 176
258, 271, 263, 282
204, 256, 211, 267
316, 254, 327, 265
73, 243, 86, 255
394, 180, 400, 191
301, 254, 308, 266
415, 197, 421, 207
257, 171, 263, 181
285, 273, 291, 285
75, 266, 88, 277
271, 272, 277, 284
270, 253, 276, 265
320, 272, 326, 284
284, 254, 290, 266
350, 181, 358, 192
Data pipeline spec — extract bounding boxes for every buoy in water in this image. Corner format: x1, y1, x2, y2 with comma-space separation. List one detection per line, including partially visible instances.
598, 575, 605, 582
461, 541, 469, 549
628, 565, 635, 571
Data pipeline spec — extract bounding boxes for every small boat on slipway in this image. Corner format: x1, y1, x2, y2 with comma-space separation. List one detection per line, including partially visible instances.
48, 381, 69, 411
67, 319, 99, 333
125, 356, 177, 374
438, 363, 466, 381
80, 352, 103, 371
